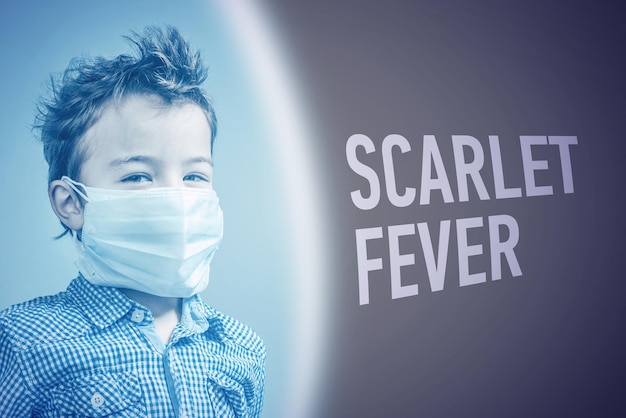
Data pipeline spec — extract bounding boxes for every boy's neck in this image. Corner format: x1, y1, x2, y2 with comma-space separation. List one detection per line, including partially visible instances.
121, 289, 182, 344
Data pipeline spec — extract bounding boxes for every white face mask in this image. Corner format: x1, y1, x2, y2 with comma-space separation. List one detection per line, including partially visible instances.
62, 176, 223, 298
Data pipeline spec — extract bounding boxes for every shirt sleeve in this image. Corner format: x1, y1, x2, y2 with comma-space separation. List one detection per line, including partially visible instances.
0, 321, 34, 416
239, 325, 266, 418
250, 352, 266, 418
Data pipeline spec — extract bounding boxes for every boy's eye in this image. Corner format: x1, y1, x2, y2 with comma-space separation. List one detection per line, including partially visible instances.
121, 173, 152, 183
183, 173, 210, 183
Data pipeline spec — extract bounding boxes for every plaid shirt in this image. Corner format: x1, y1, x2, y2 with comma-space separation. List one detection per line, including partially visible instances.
0, 276, 265, 417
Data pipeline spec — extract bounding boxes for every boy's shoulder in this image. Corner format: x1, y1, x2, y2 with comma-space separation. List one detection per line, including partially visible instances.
0, 285, 90, 350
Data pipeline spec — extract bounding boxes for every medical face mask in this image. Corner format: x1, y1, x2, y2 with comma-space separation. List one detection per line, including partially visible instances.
62, 177, 223, 298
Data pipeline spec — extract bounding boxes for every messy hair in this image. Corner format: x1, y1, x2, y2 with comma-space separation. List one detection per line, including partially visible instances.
35, 25, 217, 185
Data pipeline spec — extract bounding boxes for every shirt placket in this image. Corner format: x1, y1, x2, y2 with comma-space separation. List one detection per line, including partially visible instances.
164, 327, 200, 418
128, 306, 186, 416
127, 299, 210, 418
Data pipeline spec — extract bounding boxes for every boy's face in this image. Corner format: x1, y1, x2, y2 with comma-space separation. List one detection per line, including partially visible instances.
79, 94, 213, 190
50, 94, 214, 232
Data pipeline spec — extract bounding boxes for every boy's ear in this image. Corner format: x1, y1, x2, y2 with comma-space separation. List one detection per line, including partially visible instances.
48, 180, 84, 232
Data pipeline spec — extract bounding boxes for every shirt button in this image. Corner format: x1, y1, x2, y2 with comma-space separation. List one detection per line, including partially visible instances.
91, 392, 104, 408
131, 309, 145, 323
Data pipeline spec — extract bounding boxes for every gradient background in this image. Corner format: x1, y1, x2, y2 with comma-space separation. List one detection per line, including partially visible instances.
1, 1, 625, 417
264, 1, 625, 417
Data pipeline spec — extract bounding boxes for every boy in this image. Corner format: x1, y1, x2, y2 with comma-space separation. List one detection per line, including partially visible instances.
0, 26, 265, 417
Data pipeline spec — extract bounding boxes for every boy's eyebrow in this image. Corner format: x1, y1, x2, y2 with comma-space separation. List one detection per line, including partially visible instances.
109, 155, 214, 167
184, 156, 214, 167
109, 155, 157, 167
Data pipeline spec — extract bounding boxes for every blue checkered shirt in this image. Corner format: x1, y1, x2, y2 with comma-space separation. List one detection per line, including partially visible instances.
0, 276, 265, 417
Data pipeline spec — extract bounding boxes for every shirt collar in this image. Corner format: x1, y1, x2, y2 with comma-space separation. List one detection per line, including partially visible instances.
67, 275, 135, 329
179, 295, 210, 335
67, 276, 215, 336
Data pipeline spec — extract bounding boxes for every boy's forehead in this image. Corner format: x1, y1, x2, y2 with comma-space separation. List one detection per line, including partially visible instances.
108, 94, 210, 125
79, 94, 213, 168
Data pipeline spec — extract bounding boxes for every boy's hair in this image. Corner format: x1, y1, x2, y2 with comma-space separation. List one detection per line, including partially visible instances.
35, 25, 217, 186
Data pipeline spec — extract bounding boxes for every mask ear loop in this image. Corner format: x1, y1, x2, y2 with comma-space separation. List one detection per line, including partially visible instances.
61, 176, 89, 244
61, 176, 91, 202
